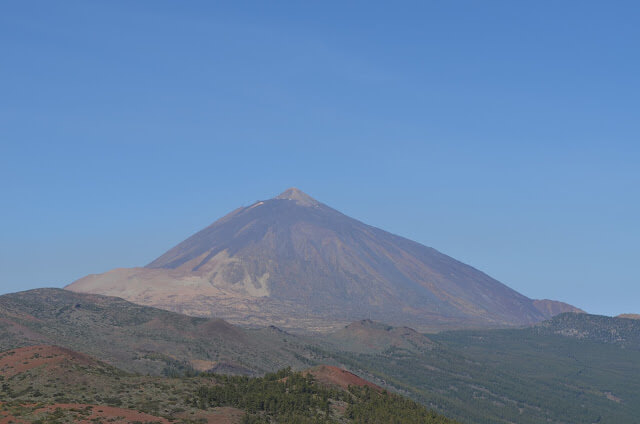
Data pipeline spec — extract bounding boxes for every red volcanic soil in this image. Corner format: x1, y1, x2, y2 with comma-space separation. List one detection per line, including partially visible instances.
0, 345, 99, 378
0, 403, 171, 424
307, 365, 381, 391
39, 404, 170, 424
0, 410, 28, 424
618, 313, 640, 320
0, 345, 244, 424
0, 404, 245, 424
175, 406, 244, 424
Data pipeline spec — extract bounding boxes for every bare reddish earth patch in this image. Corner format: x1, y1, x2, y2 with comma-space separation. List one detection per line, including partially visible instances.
0, 346, 243, 423
176, 406, 244, 424
307, 365, 381, 391
33, 403, 171, 423
0, 414, 29, 424
0, 402, 170, 424
618, 313, 640, 320
0, 401, 29, 424
0, 345, 99, 378
0, 403, 170, 424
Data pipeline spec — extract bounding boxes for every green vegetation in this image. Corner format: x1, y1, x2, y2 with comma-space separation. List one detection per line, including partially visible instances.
0, 349, 457, 424
533, 312, 640, 349
3, 291, 640, 424
194, 368, 343, 423
345, 385, 456, 424
192, 368, 457, 424
327, 322, 640, 424
0, 288, 324, 376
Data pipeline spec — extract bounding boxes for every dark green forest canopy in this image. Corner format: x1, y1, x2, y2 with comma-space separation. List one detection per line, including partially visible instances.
192, 368, 459, 424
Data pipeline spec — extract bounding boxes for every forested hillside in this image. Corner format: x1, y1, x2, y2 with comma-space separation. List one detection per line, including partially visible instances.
0, 346, 457, 424
3, 290, 640, 424
0, 288, 321, 375
318, 316, 640, 424
533, 312, 640, 348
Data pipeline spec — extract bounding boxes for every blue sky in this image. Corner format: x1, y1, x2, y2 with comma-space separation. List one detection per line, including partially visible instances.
1, 1, 638, 316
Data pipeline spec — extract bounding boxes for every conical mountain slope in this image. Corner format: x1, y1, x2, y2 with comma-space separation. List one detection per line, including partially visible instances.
67, 188, 580, 332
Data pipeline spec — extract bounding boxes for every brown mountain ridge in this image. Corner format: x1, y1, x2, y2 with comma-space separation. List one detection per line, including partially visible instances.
67, 188, 581, 332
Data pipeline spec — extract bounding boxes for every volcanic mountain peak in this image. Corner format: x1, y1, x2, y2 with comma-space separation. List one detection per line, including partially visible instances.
67, 188, 582, 332
275, 187, 319, 206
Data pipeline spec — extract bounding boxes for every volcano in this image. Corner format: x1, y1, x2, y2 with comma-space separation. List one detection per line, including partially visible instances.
67, 188, 580, 332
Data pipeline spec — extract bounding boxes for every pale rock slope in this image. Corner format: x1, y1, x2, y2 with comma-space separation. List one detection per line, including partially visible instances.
68, 188, 582, 332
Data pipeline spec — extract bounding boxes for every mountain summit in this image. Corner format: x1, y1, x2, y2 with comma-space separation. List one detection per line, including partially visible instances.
67, 188, 581, 332
275, 187, 320, 206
